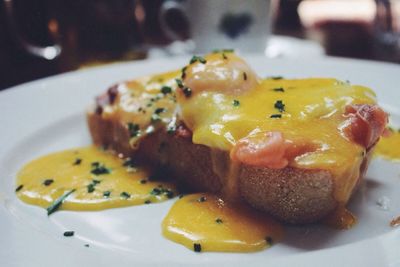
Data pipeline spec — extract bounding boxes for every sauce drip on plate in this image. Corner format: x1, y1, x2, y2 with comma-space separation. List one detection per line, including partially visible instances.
375, 129, 400, 161
162, 193, 283, 252
16, 146, 177, 212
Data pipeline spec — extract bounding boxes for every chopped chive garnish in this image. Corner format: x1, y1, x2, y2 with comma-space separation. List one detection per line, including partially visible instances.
190, 55, 207, 64
161, 86, 172, 95
127, 122, 141, 138
103, 191, 111, 198
155, 107, 165, 114
87, 183, 95, 193
267, 76, 283, 80
270, 114, 282, 118
123, 158, 135, 168
272, 87, 285, 92
73, 158, 82, 165
120, 192, 131, 199
274, 100, 285, 112
150, 188, 161, 195
63, 231, 74, 237
181, 66, 187, 79
15, 184, 23, 192
233, 99, 240, 107
46, 189, 76, 215
90, 162, 111, 175
43, 179, 54, 186
175, 79, 184, 89
265, 236, 273, 246
197, 196, 207, 202
215, 218, 223, 224
193, 243, 202, 252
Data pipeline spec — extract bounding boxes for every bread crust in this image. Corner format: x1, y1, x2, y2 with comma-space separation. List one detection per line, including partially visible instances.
87, 108, 377, 224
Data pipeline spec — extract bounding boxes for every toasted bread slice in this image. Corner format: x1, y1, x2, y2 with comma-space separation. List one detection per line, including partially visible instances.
87, 53, 387, 224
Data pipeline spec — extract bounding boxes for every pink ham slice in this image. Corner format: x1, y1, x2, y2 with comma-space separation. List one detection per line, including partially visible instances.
343, 104, 388, 149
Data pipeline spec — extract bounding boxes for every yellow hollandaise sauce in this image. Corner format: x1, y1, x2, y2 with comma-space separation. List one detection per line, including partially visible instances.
375, 129, 400, 161
162, 193, 283, 252
180, 77, 374, 203
16, 146, 177, 213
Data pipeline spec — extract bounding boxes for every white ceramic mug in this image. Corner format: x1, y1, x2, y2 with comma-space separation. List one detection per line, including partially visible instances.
160, 0, 276, 53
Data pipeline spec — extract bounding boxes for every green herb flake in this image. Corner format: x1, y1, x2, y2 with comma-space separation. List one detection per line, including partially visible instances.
274, 100, 285, 112
265, 236, 273, 246
87, 183, 95, 193
46, 189, 76, 216
272, 87, 285, 92
190, 55, 207, 64
123, 158, 135, 168
43, 179, 54, 186
161, 86, 172, 95
270, 114, 282, 119
120, 192, 131, 199
63, 231, 74, 237
15, 184, 23, 192
215, 218, 223, 224
267, 76, 283, 80
181, 66, 187, 79
233, 99, 240, 107
150, 188, 161, 196
193, 243, 202, 252
127, 122, 141, 138
155, 107, 165, 114
103, 191, 111, 198
175, 79, 184, 89
90, 162, 111, 175
73, 158, 82, 165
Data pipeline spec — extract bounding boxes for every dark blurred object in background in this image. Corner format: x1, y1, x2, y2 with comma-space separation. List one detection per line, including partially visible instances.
0, 0, 146, 90
1, 0, 399, 91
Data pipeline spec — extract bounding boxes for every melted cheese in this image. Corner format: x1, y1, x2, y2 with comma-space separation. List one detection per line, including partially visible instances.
16, 146, 177, 211
375, 130, 400, 161
162, 193, 283, 252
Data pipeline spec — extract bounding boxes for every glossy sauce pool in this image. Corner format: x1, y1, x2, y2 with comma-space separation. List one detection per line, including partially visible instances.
15, 146, 283, 252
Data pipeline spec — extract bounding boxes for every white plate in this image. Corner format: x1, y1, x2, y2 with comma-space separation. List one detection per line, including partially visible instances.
1, 56, 399, 267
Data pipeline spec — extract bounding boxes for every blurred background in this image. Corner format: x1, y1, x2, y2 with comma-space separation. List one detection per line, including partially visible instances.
0, 0, 399, 91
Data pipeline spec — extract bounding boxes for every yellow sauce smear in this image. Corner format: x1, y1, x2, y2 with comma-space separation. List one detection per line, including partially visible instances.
322, 206, 357, 229
16, 145, 177, 211
162, 193, 283, 252
375, 129, 400, 161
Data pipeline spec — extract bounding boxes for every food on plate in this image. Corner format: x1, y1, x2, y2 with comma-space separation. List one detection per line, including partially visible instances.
16, 146, 177, 213
16, 51, 388, 252
87, 52, 387, 224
